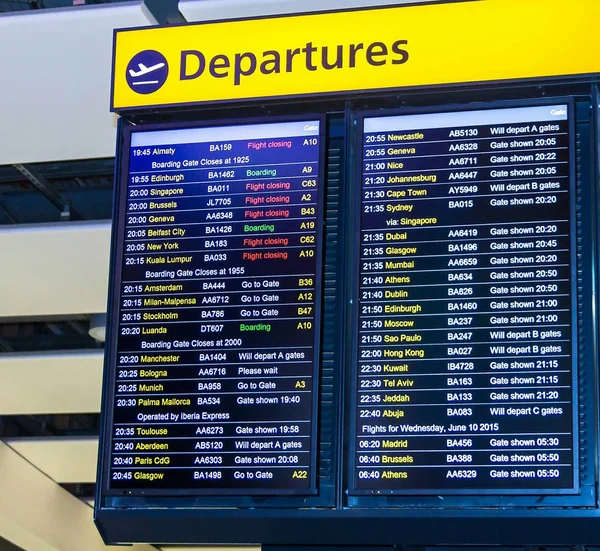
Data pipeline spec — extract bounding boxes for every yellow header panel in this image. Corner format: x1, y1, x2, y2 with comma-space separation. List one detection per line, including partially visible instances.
112, 0, 600, 110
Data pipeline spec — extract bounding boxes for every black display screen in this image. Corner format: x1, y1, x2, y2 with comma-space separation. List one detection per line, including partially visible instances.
106, 118, 325, 494
351, 103, 577, 494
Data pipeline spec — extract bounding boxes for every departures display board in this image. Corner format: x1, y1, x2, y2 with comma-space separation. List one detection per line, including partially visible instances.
105, 119, 325, 494
351, 103, 576, 494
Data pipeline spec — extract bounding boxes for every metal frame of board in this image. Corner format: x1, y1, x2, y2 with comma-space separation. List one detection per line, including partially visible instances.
100, 113, 332, 505
96, 78, 600, 546
344, 97, 589, 507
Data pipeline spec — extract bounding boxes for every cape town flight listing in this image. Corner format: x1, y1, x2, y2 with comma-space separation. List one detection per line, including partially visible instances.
352, 105, 576, 493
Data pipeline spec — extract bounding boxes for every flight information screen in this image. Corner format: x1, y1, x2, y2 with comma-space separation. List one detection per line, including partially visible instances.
106, 119, 324, 494
351, 103, 576, 493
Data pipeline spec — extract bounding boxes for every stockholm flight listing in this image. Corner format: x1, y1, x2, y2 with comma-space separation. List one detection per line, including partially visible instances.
353, 104, 575, 493
108, 120, 323, 493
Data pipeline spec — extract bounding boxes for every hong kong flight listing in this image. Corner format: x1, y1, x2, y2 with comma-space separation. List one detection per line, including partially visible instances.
352, 104, 576, 493
107, 119, 324, 494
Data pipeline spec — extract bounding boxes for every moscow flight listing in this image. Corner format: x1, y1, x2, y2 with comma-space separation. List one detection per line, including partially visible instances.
352, 104, 576, 493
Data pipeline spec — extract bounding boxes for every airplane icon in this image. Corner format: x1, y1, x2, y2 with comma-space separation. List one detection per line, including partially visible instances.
129, 62, 166, 78
126, 51, 168, 93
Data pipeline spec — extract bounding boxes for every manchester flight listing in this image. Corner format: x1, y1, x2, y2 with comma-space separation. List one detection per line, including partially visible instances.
105, 119, 324, 494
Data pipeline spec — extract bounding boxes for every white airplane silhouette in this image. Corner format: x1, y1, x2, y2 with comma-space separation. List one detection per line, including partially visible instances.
129, 62, 165, 78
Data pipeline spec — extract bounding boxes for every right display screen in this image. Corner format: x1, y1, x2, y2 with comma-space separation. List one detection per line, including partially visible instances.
351, 103, 577, 494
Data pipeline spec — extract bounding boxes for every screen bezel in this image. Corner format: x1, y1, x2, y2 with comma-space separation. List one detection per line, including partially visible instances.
345, 97, 587, 504
99, 113, 328, 499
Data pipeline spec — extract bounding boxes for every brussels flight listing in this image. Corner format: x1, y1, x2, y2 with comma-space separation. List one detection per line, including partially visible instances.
352, 104, 576, 493
107, 119, 323, 494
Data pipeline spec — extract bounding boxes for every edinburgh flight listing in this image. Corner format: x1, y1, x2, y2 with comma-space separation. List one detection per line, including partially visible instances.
108, 120, 323, 493
352, 104, 576, 493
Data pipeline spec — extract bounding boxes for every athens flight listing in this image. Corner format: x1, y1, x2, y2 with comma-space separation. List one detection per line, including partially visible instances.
108, 120, 323, 493
353, 104, 576, 493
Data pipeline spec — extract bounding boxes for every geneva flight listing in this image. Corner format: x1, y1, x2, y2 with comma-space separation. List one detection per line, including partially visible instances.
351, 104, 576, 494
106, 119, 324, 494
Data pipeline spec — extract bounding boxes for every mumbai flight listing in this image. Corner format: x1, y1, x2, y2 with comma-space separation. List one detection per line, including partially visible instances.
352, 104, 576, 493
108, 119, 324, 494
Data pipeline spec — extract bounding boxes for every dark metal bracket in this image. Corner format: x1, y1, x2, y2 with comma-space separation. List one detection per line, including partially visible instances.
142, 0, 186, 25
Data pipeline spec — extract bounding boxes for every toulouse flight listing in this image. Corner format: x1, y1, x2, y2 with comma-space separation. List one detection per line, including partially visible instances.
107, 119, 324, 494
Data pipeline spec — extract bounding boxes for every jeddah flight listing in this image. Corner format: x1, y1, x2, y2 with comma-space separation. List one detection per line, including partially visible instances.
351, 104, 576, 494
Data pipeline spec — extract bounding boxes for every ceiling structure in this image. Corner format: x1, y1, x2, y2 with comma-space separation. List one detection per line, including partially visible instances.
0, 89, 115, 507
0, 0, 130, 12
0, 157, 111, 506
0, 160, 114, 225
0, 167, 108, 507
0, 536, 23, 551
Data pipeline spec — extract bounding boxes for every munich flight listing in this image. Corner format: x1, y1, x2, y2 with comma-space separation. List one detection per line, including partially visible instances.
107, 119, 323, 494
352, 104, 575, 493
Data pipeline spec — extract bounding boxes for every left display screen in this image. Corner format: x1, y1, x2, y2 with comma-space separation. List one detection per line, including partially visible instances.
105, 119, 325, 494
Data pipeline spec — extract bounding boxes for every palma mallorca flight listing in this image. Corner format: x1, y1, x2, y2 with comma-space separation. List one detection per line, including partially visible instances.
108, 120, 323, 493
352, 104, 576, 493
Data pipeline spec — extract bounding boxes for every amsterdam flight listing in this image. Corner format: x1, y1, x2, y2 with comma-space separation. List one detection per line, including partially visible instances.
352, 104, 576, 493
108, 120, 323, 493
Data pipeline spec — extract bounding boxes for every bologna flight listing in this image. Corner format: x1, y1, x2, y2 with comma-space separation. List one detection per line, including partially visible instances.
107, 119, 324, 494
352, 104, 576, 493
